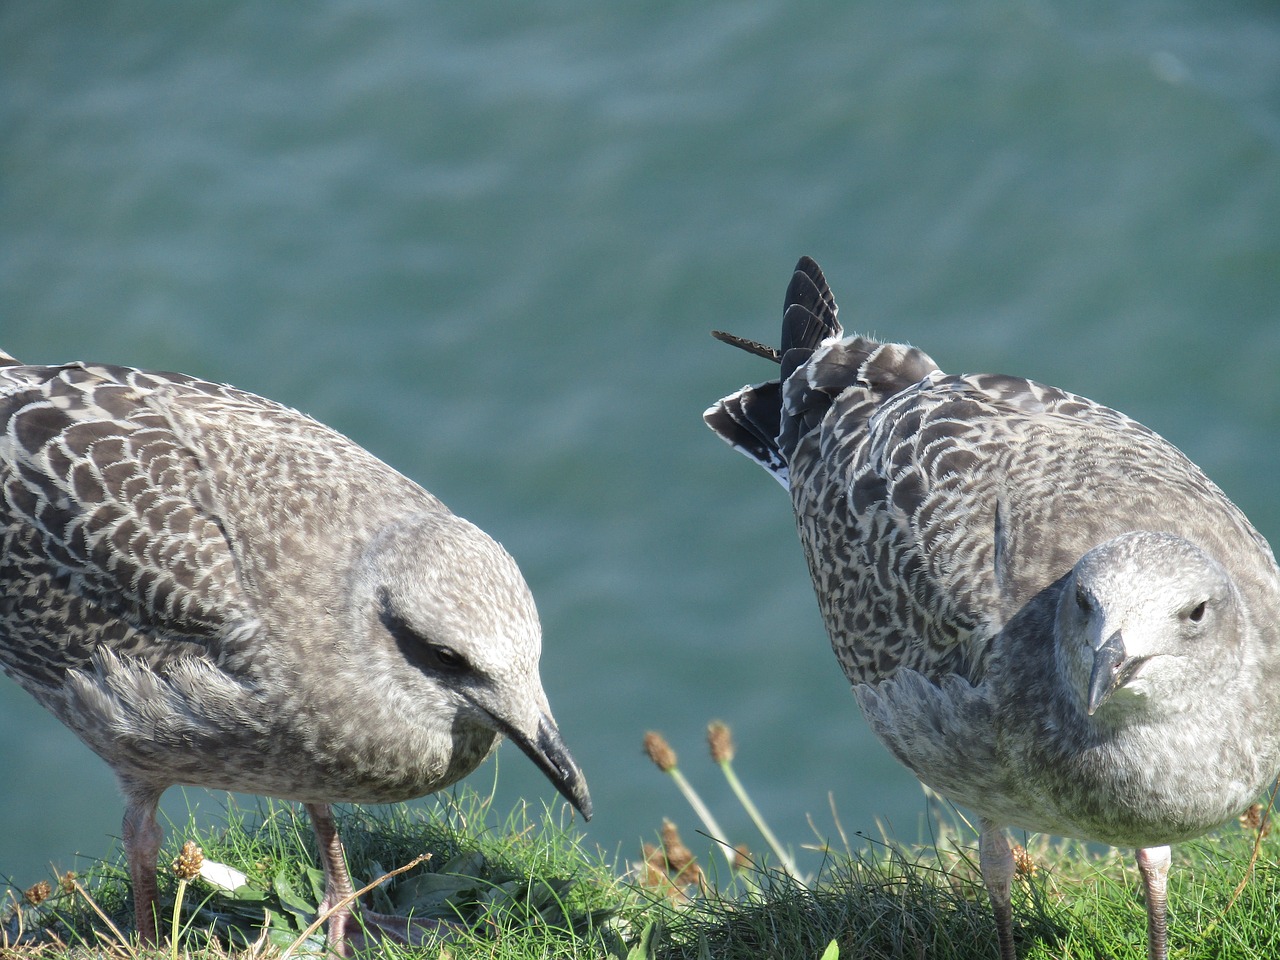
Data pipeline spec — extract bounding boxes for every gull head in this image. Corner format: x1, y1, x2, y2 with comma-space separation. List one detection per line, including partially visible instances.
1055, 531, 1242, 720
353, 509, 591, 818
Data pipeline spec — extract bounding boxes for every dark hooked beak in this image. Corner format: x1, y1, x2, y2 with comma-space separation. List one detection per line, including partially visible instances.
510, 713, 593, 820
1086, 630, 1144, 715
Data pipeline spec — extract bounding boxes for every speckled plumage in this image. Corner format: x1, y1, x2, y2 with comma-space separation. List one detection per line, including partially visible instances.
0, 355, 591, 951
705, 257, 1280, 960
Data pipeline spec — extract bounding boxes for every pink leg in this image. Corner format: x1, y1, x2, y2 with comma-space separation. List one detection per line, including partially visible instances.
979, 819, 1017, 960
120, 783, 166, 946
306, 802, 361, 955
1136, 845, 1171, 960
305, 803, 443, 954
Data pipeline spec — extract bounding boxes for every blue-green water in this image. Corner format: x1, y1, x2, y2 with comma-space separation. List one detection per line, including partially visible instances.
3, 1, 1280, 887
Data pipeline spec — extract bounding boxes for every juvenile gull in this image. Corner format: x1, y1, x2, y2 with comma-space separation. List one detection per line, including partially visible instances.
704, 257, 1280, 960
0, 349, 591, 952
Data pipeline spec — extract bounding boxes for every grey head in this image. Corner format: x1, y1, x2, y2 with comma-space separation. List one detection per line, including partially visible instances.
350, 509, 592, 819
1054, 531, 1243, 721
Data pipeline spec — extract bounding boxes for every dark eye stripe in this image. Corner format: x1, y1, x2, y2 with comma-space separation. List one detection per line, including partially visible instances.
430, 645, 467, 671
377, 588, 470, 675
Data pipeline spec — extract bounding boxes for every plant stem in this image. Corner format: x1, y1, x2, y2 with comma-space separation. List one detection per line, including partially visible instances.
170, 878, 187, 960
666, 766, 739, 873
718, 759, 801, 879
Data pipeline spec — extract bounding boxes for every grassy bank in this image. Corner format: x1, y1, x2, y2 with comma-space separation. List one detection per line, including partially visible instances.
3, 738, 1278, 959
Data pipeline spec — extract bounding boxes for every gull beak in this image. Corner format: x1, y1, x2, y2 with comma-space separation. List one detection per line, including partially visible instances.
1086, 630, 1143, 715
509, 713, 593, 820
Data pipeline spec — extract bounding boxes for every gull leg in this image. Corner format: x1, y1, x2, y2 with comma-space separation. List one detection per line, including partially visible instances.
305, 803, 443, 954
121, 783, 166, 946
979, 819, 1017, 960
306, 802, 362, 956
1136, 845, 1171, 960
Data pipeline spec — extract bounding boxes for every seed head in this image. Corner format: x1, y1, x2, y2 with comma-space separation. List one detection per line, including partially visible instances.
23, 880, 52, 906
642, 842, 664, 871
644, 731, 678, 772
173, 841, 204, 880
59, 872, 77, 894
660, 819, 695, 874
1240, 802, 1272, 836
1011, 843, 1037, 877
707, 721, 735, 764
639, 843, 673, 895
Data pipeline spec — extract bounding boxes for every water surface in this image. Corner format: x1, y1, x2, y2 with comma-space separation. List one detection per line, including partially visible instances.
3, 0, 1279, 886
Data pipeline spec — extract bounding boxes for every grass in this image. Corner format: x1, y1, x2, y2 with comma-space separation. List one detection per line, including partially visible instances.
2, 727, 1278, 960
0, 792, 635, 960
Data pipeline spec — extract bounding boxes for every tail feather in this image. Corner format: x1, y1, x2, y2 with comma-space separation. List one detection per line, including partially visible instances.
706, 256, 939, 489
702, 381, 788, 488
0, 349, 21, 366
781, 256, 840, 356
779, 256, 843, 383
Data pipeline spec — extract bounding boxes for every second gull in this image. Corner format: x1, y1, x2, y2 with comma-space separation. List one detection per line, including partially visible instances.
704, 257, 1280, 960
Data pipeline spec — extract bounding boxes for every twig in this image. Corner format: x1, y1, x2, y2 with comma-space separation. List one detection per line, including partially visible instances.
68, 877, 138, 960
1225, 780, 1278, 913
278, 853, 431, 960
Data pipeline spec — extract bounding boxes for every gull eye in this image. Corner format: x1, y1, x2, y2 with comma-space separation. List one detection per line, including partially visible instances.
428, 645, 468, 673
378, 588, 472, 676
1185, 601, 1208, 624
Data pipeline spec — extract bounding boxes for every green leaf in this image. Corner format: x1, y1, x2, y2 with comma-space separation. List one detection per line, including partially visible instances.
229, 885, 271, 904
304, 866, 327, 905
818, 939, 840, 960
272, 869, 318, 920
438, 850, 487, 876
389, 872, 480, 917
627, 918, 662, 960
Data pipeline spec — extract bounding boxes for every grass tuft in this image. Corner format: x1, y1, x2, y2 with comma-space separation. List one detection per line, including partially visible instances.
1, 789, 639, 959
2, 731, 1278, 959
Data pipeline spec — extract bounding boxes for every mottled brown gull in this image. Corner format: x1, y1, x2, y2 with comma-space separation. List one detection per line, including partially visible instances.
704, 257, 1280, 960
0, 349, 591, 953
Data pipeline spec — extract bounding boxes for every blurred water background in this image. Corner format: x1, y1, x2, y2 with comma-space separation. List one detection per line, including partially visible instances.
3, 1, 1280, 888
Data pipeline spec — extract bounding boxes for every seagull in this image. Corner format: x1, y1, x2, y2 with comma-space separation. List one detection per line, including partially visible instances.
0, 349, 591, 953
703, 257, 1280, 960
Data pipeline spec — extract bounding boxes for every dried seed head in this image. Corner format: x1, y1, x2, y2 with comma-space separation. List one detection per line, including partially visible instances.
642, 842, 664, 871
59, 872, 77, 894
707, 721, 735, 764
1240, 802, 1272, 836
23, 880, 52, 906
639, 832, 702, 902
644, 731, 678, 772
172, 841, 204, 880
639, 843, 671, 892
659, 818, 682, 847
673, 857, 705, 890
660, 819, 695, 874
1011, 843, 1037, 877
733, 844, 753, 872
